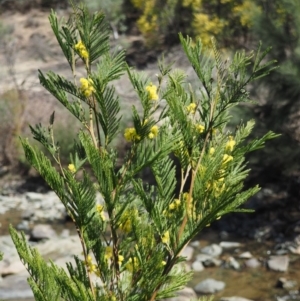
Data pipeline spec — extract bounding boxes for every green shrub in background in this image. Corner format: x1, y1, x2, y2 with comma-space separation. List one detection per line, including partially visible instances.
9, 2, 278, 301
126, 0, 261, 48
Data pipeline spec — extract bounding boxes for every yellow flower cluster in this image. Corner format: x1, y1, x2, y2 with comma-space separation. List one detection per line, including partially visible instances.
169, 198, 181, 210
209, 147, 215, 156
126, 256, 139, 272
193, 13, 226, 45
104, 246, 113, 260
148, 125, 159, 139
68, 163, 76, 173
161, 231, 170, 244
74, 40, 89, 60
96, 204, 106, 221
195, 123, 205, 133
85, 255, 99, 275
225, 136, 236, 152
186, 102, 197, 114
233, 1, 262, 27
206, 178, 226, 197
222, 154, 233, 165
124, 127, 141, 142
182, 0, 202, 7
163, 198, 181, 217
79, 77, 95, 97
145, 83, 159, 101
182, 192, 197, 219
104, 246, 124, 265
138, 14, 158, 36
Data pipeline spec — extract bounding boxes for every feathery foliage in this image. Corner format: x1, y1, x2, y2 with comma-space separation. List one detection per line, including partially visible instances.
9, 2, 278, 301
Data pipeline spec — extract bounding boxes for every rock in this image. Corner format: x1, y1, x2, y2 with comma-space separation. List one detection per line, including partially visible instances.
163, 287, 197, 301
16, 220, 30, 231
0, 259, 26, 276
228, 256, 240, 270
0, 273, 33, 299
21, 209, 35, 220
36, 235, 82, 257
191, 261, 204, 272
277, 277, 298, 290
219, 242, 241, 249
194, 278, 225, 294
30, 224, 57, 241
60, 229, 70, 238
220, 297, 254, 301
253, 226, 272, 241
25, 192, 43, 202
294, 235, 300, 246
181, 246, 194, 261
196, 254, 222, 267
190, 240, 200, 247
53, 256, 76, 272
267, 255, 289, 272
288, 245, 300, 255
239, 251, 253, 259
201, 244, 222, 257
0, 236, 19, 258
245, 258, 260, 268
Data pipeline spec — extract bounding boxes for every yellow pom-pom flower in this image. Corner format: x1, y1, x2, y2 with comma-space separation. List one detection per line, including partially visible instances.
145, 83, 159, 101
225, 136, 236, 152
124, 127, 141, 142
74, 40, 89, 60
126, 257, 139, 272
209, 147, 215, 156
186, 102, 197, 114
118, 254, 124, 265
68, 164, 76, 173
222, 154, 233, 165
195, 124, 205, 133
96, 204, 106, 221
104, 246, 113, 261
161, 231, 170, 244
148, 125, 159, 139
79, 77, 95, 97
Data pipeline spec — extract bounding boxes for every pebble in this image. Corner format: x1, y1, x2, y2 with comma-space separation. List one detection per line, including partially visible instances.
219, 242, 242, 249
228, 256, 240, 270
190, 240, 200, 247
201, 244, 223, 257
30, 224, 57, 241
196, 253, 222, 267
163, 287, 197, 301
181, 246, 194, 261
191, 260, 205, 272
245, 258, 261, 268
194, 278, 225, 293
277, 277, 298, 290
239, 251, 253, 259
267, 255, 289, 272
0, 259, 26, 276
288, 245, 300, 255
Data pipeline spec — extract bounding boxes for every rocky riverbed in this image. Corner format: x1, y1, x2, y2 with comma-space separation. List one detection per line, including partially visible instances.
1, 190, 300, 301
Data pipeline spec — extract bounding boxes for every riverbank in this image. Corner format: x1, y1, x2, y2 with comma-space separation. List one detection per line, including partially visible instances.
1, 190, 300, 301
